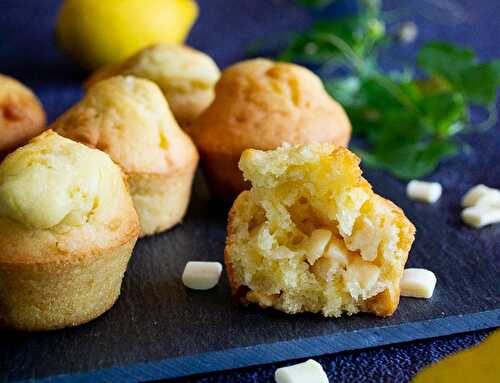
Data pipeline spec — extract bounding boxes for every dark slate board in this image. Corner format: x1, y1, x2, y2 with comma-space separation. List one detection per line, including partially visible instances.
1, 0, 500, 382
2, 158, 500, 383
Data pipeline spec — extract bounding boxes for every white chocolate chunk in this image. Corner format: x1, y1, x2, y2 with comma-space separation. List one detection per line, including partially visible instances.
311, 238, 350, 282
311, 257, 337, 282
273, 246, 297, 259
344, 258, 381, 298
346, 216, 379, 261
400, 268, 437, 298
306, 229, 332, 265
461, 184, 500, 208
406, 180, 442, 203
335, 188, 369, 236
275, 359, 329, 383
255, 223, 276, 251
182, 261, 223, 290
325, 240, 349, 266
461, 205, 500, 228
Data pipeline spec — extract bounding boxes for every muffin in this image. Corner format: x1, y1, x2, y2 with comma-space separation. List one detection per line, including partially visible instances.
86, 44, 221, 126
0, 74, 46, 159
225, 143, 415, 317
52, 76, 199, 236
189, 58, 352, 200
0, 131, 140, 331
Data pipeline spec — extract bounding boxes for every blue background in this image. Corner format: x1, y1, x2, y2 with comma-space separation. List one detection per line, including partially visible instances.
0, 0, 497, 382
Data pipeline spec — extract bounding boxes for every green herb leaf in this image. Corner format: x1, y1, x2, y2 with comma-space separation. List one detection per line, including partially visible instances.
295, 0, 335, 8
418, 42, 476, 82
459, 60, 500, 104
278, 16, 385, 66
358, 140, 458, 180
415, 76, 452, 95
250, 2, 500, 180
335, 74, 467, 178
418, 92, 466, 137
324, 77, 360, 106
418, 44, 500, 105
336, 75, 422, 141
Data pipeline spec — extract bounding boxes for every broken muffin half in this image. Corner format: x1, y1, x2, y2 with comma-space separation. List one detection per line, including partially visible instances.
225, 143, 415, 317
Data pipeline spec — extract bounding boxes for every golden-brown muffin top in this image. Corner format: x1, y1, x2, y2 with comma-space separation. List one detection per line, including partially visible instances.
52, 76, 198, 175
0, 130, 139, 266
189, 58, 351, 154
86, 44, 221, 94
0, 74, 46, 156
85, 44, 221, 126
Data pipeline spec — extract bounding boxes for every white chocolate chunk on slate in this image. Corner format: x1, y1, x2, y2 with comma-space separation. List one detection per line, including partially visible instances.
400, 268, 437, 298
461, 184, 500, 208
182, 261, 223, 290
406, 180, 442, 203
461, 205, 500, 228
306, 229, 332, 265
462, 184, 491, 207
275, 359, 329, 383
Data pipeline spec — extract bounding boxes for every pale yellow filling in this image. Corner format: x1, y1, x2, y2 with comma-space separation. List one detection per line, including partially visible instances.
0, 131, 123, 230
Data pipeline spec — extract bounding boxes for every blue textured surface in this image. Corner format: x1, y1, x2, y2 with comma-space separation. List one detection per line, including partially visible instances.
0, 1, 498, 382
177, 331, 490, 383
12, 313, 496, 383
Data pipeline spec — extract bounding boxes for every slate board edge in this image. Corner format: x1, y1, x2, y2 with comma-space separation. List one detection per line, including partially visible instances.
16, 309, 500, 383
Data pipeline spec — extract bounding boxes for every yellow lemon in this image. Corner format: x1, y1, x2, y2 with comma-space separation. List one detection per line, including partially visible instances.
413, 329, 500, 382
56, 0, 198, 70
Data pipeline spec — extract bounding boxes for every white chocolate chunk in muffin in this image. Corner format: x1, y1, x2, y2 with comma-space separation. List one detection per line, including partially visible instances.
305, 229, 332, 265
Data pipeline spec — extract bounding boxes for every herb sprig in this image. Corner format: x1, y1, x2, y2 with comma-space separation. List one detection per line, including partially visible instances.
294, 0, 336, 8
258, 1, 500, 179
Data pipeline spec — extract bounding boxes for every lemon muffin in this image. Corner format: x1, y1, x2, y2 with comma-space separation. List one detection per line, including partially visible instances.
86, 44, 221, 126
225, 144, 415, 317
189, 58, 352, 200
52, 76, 199, 236
0, 131, 140, 331
0, 74, 46, 159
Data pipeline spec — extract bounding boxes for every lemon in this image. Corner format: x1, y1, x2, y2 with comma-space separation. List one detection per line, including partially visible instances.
56, 0, 198, 70
413, 329, 500, 382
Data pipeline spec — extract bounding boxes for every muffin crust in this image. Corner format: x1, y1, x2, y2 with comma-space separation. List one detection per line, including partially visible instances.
0, 131, 140, 331
86, 44, 220, 126
0, 74, 46, 158
52, 76, 199, 236
189, 58, 351, 200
